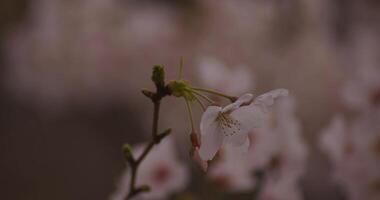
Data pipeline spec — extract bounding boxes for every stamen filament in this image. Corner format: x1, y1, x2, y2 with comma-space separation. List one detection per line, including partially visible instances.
191, 87, 236, 102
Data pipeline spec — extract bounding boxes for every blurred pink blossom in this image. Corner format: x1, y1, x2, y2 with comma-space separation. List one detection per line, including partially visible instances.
197, 57, 254, 96
320, 111, 380, 200
110, 138, 188, 200
250, 97, 308, 200
342, 65, 380, 111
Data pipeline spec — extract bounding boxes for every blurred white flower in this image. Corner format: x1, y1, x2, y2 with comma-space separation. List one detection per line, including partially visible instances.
110, 138, 188, 200
320, 110, 380, 200
342, 66, 380, 111
192, 148, 208, 172
199, 89, 289, 161
319, 115, 350, 163
249, 97, 307, 200
207, 144, 256, 192
259, 176, 303, 200
197, 57, 254, 96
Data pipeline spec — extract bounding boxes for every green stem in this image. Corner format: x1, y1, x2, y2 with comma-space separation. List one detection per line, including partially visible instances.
191, 87, 237, 102
191, 90, 215, 104
193, 95, 206, 111
184, 99, 195, 132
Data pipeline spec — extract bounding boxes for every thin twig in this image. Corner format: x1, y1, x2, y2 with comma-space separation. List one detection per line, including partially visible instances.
126, 90, 168, 199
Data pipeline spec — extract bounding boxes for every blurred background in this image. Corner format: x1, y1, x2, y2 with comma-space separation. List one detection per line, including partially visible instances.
1, 0, 379, 200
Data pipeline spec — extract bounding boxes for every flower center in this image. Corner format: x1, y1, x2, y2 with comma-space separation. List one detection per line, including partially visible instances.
152, 164, 171, 184
216, 112, 241, 137
268, 154, 283, 171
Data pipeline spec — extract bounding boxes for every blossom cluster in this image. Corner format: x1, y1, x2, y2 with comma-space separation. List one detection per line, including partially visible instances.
320, 65, 380, 200
109, 59, 308, 200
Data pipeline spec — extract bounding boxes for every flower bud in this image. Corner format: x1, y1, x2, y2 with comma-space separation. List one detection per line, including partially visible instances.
122, 144, 134, 163
190, 132, 200, 148
136, 185, 151, 193
151, 65, 165, 87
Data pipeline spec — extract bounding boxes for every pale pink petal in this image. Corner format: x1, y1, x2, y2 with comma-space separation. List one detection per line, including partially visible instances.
199, 106, 223, 160
253, 89, 289, 112
222, 93, 254, 113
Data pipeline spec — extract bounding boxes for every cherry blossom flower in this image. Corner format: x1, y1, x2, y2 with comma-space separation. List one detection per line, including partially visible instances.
110, 138, 188, 200
207, 96, 307, 196
249, 97, 307, 176
259, 176, 304, 200
342, 66, 380, 111
248, 97, 307, 200
320, 110, 380, 200
198, 89, 289, 161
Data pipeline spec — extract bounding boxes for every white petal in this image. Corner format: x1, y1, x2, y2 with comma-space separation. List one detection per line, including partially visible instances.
199, 106, 223, 160
230, 104, 268, 130
224, 136, 250, 153
253, 89, 289, 111
224, 129, 249, 146
222, 93, 254, 113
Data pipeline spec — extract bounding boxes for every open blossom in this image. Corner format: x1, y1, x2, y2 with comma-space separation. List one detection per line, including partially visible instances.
110, 138, 188, 200
197, 57, 254, 96
320, 111, 380, 200
207, 96, 307, 197
342, 65, 380, 111
199, 89, 289, 161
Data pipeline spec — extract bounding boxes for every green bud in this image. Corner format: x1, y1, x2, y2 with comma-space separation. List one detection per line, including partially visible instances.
167, 80, 196, 102
122, 144, 134, 163
141, 89, 154, 99
139, 185, 150, 192
151, 65, 165, 87
136, 185, 150, 193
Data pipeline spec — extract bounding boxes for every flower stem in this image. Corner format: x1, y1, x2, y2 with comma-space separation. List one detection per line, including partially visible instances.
184, 99, 195, 132
191, 87, 237, 102
193, 95, 206, 111
191, 90, 215, 104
